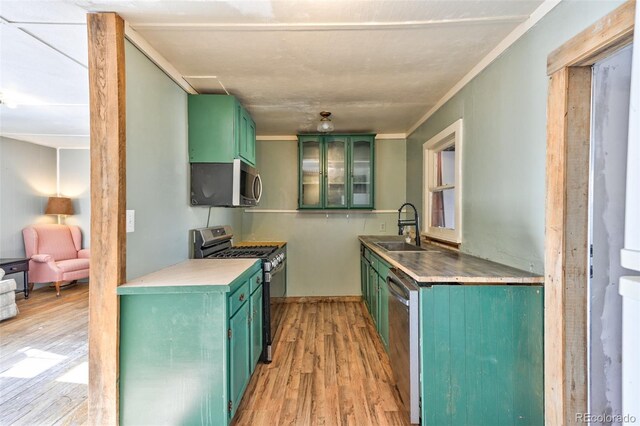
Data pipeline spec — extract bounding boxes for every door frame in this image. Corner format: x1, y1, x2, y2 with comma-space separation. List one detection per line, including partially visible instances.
544, 2, 635, 424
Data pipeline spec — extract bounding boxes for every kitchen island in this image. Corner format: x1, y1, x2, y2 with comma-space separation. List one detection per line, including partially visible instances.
117, 259, 263, 425
359, 235, 544, 425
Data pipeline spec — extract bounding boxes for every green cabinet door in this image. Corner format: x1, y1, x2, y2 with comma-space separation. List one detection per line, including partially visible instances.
298, 134, 375, 210
237, 107, 256, 166
247, 116, 256, 166
419, 285, 544, 425
377, 273, 389, 350
299, 136, 324, 208
369, 267, 378, 325
361, 256, 369, 305
250, 285, 263, 371
324, 136, 348, 208
229, 300, 250, 418
349, 136, 375, 209
238, 104, 248, 163
188, 94, 256, 166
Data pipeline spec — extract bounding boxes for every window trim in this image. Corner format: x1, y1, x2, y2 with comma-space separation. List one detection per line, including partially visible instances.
422, 119, 463, 244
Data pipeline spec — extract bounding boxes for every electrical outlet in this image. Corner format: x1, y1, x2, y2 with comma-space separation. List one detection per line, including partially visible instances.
126, 210, 135, 233
379, 222, 386, 232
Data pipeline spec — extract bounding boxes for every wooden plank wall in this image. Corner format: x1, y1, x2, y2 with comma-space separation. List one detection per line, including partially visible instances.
87, 12, 126, 425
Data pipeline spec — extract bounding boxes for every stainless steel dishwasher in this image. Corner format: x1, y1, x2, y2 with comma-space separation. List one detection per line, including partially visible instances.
387, 268, 420, 424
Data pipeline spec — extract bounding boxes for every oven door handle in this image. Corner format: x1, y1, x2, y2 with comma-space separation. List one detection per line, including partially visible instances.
266, 259, 286, 280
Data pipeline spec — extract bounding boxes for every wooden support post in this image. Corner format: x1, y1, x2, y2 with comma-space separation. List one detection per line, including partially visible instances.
544, 2, 634, 423
87, 12, 126, 425
545, 66, 592, 425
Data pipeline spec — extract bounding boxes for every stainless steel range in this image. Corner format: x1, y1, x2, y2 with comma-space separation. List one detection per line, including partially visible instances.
190, 226, 286, 362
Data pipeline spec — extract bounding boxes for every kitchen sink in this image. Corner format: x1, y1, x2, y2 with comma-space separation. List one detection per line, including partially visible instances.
375, 241, 424, 252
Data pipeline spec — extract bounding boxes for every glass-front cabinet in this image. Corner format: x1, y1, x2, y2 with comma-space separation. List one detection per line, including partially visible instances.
298, 134, 375, 209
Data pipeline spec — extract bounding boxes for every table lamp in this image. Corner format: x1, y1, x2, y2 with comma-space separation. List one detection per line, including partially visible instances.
45, 196, 74, 224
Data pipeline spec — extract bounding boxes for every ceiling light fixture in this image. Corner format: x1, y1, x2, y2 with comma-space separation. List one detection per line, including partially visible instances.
317, 111, 335, 133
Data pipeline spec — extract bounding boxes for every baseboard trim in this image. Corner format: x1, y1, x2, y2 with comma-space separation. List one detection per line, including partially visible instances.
282, 296, 362, 304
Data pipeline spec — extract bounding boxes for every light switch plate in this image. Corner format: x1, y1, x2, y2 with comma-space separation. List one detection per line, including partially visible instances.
126, 210, 135, 233
379, 222, 386, 232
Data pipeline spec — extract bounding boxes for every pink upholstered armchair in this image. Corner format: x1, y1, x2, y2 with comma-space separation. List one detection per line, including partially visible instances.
23, 224, 90, 297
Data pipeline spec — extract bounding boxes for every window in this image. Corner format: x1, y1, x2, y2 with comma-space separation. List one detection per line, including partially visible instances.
423, 119, 462, 244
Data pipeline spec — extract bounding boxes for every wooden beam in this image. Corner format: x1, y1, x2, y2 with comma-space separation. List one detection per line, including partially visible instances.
544, 67, 569, 426
562, 66, 591, 423
547, 0, 635, 75
545, 3, 635, 424
544, 66, 592, 425
87, 12, 126, 425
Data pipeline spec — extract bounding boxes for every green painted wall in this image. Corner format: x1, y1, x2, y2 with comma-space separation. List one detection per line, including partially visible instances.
125, 41, 242, 280
59, 149, 90, 248
241, 138, 406, 297
0, 136, 56, 262
406, 1, 624, 273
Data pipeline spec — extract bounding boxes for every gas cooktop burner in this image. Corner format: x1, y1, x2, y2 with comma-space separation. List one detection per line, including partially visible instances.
207, 246, 278, 259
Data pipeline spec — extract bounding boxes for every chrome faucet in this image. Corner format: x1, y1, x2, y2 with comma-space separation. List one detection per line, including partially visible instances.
397, 202, 421, 247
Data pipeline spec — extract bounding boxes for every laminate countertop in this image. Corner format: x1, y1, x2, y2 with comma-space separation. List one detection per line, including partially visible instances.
359, 236, 544, 285
117, 259, 261, 294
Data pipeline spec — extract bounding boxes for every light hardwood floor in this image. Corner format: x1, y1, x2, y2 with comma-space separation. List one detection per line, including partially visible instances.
0, 284, 89, 426
233, 301, 409, 425
1, 290, 406, 425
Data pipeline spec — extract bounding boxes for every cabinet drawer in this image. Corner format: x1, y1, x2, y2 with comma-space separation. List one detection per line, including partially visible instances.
363, 247, 372, 262
2, 261, 28, 274
249, 271, 263, 294
369, 256, 379, 273
229, 279, 250, 317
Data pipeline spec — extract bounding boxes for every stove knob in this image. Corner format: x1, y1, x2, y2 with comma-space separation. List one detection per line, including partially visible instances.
272, 259, 278, 268
280, 254, 285, 262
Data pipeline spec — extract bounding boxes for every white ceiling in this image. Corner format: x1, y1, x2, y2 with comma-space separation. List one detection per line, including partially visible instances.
0, 0, 549, 147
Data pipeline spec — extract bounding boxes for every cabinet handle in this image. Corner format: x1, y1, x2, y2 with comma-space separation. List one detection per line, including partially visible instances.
239, 293, 245, 302
257, 277, 262, 284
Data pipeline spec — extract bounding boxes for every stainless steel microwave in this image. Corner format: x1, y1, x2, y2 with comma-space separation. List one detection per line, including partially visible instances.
190, 159, 262, 207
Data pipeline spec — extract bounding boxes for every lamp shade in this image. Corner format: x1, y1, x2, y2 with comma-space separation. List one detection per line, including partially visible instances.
45, 197, 74, 215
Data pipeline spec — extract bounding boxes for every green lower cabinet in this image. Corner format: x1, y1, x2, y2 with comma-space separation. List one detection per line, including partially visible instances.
419, 285, 544, 425
118, 263, 262, 425
377, 274, 389, 350
250, 285, 263, 372
361, 257, 369, 308
361, 248, 391, 351
229, 300, 250, 419
119, 291, 230, 425
369, 267, 378, 325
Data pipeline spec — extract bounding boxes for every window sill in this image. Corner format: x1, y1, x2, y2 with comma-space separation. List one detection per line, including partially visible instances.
421, 235, 461, 251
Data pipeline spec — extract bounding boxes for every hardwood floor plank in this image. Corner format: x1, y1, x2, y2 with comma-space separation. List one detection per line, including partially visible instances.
233, 301, 409, 426
0, 286, 88, 426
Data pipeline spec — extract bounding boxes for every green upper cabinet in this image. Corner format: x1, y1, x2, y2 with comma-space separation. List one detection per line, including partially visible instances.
299, 135, 324, 208
188, 94, 256, 166
298, 134, 375, 209
350, 135, 375, 209
325, 136, 349, 208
